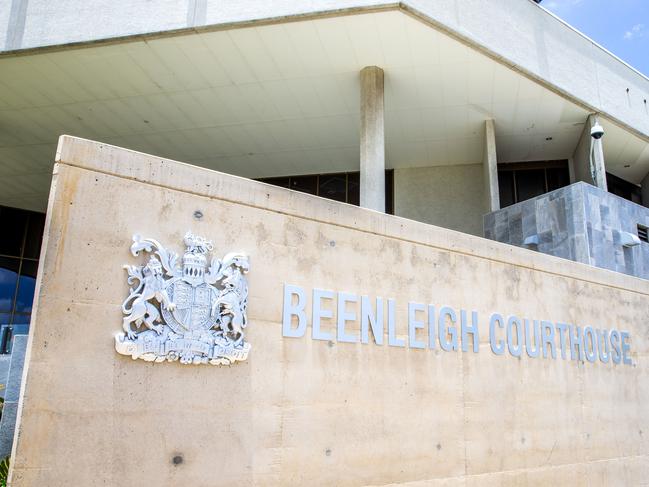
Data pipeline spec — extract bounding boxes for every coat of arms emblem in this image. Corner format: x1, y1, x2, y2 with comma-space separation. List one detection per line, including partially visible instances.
115, 232, 251, 365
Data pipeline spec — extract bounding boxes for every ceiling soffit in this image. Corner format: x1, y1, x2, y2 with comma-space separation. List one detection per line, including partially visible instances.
0, 10, 647, 211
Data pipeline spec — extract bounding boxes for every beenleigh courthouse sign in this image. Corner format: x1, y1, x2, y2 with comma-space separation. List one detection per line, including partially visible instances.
282, 284, 633, 365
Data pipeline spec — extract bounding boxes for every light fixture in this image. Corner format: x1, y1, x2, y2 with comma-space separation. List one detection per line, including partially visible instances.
523, 235, 539, 247
617, 231, 641, 248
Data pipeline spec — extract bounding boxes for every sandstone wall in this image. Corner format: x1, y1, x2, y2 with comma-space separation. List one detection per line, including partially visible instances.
9, 136, 649, 486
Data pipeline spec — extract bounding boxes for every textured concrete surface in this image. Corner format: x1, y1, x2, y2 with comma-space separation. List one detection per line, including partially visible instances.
8, 136, 649, 486
394, 163, 486, 236
360, 66, 385, 212
483, 119, 499, 212
485, 181, 649, 279
1, 1, 648, 142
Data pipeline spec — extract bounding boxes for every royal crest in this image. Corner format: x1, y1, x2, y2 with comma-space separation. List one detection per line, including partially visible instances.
115, 232, 251, 365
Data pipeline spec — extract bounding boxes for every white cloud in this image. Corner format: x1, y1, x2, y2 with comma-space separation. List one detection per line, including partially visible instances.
624, 23, 645, 40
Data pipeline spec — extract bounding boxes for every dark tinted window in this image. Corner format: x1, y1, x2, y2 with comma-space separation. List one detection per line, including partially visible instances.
0, 258, 19, 313
15, 260, 38, 314
498, 171, 515, 208
259, 176, 290, 189
385, 170, 394, 214
516, 169, 546, 202
347, 173, 360, 206
607, 173, 642, 204
497, 161, 570, 207
289, 175, 318, 194
319, 174, 347, 203
547, 167, 570, 192
23, 212, 46, 259
0, 207, 26, 256
0, 205, 45, 349
258, 170, 394, 214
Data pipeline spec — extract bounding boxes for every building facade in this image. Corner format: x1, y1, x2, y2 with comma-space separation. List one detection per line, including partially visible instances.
1, 0, 649, 485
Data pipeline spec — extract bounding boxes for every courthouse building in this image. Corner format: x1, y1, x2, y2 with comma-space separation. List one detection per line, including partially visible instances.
0, 0, 649, 485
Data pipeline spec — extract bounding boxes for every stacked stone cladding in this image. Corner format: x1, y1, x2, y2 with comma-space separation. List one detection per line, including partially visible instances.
485, 182, 649, 280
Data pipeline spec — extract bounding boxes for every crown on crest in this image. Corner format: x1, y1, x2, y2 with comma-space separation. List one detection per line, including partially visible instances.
182, 232, 213, 279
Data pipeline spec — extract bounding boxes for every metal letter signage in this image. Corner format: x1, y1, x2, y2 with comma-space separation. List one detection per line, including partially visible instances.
281, 284, 635, 366
115, 232, 251, 365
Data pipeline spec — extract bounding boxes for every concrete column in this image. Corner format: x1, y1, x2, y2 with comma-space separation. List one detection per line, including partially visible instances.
571, 114, 608, 191
483, 119, 499, 212
360, 66, 385, 212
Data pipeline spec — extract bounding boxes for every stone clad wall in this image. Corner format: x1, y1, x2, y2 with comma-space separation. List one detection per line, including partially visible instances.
484, 182, 649, 279
8, 137, 649, 486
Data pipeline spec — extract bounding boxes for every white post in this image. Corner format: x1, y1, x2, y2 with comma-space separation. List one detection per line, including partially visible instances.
360, 66, 385, 212
590, 117, 607, 191
571, 114, 608, 191
483, 119, 500, 212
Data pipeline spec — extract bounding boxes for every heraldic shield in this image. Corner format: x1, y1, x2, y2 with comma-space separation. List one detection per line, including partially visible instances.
115, 232, 251, 365
162, 281, 217, 333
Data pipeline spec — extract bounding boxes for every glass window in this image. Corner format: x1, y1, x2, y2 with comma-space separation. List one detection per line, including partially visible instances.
498, 171, 515, 208
607, 173, 642, 204
289, 175, 318, 195
318, 174, 347, 203
259, 176, 290, 189
10, 316, 31, 327
547, 167, 570, 192
385, 169, 394, 214
0, 206, 45, 351
0, 257, 19, 313
497, 161, 570, 208
516, 169, 546, 202
15, 260, 37, 314
23, 213, 46, 259
0, 207, 26, 257
0, 326, 12, 354
347, 173, 360, 206
257, 170, 394, 214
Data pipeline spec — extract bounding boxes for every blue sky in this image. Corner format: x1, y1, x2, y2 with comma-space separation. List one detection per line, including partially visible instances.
542, 0, 649, 77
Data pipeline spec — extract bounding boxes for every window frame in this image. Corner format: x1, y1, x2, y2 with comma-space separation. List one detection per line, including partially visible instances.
497, 160, 570, 207
258, 170, 394, 214
0, 206, 44, 353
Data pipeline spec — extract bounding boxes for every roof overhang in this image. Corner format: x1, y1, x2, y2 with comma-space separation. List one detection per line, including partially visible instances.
0, 6, 648, 211
3, 0, 648, 139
